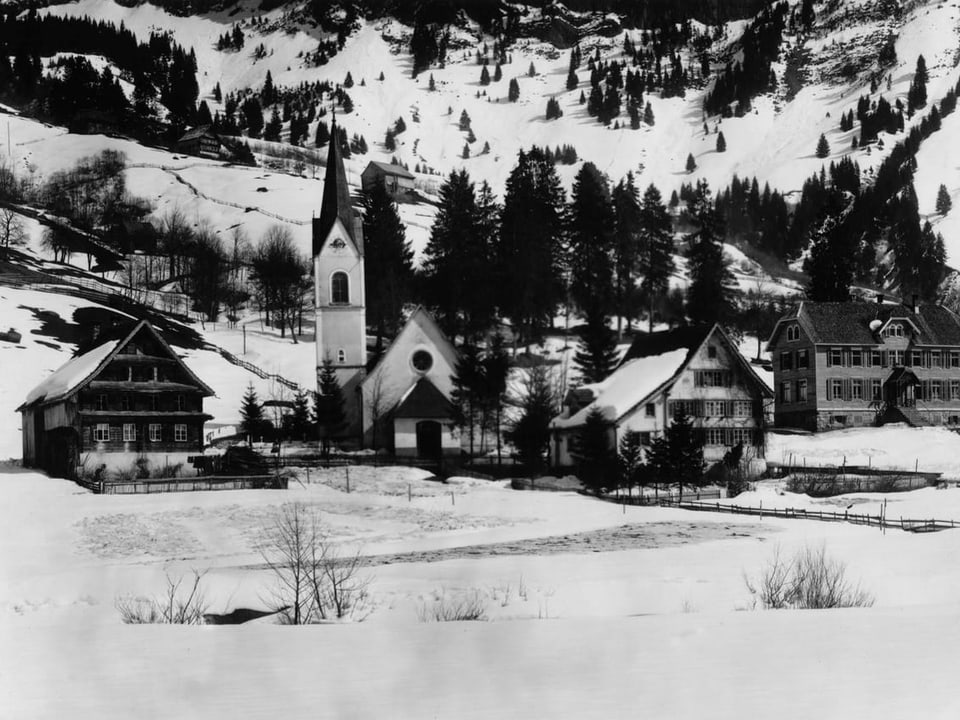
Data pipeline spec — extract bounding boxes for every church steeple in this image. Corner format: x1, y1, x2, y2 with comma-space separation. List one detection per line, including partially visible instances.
314, 117, 359, 256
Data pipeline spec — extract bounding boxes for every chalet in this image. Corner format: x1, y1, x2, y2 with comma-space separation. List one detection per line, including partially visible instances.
360, 161, 415, 199
550, 324, 773, 466
766, 297, 960, 431
176, 126, 223, 159
359, 307, 460, 458
17, 320, 213, 479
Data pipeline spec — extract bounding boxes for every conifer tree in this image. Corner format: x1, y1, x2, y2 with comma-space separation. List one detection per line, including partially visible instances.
639, 183, 675, 331
315, 120, 329, 147
684, 180, 736, 324
815, 133, 830, 158
262, 70, 275, 106
685, 152, 697, 173
528, 61, 536, 77
937, 184, 952, 215
568, 162, 616, 321
612, 172, 642, 333
505, 365, 556, 473
494, 63, 502, 82
643, 101, 654, 125
618, 430, 645, 497
573, 311, 619, 384
288, 388, 313, 441
480, 65, 490, 85
716, 131, 726, 152
363, 179, 413, 342
571, 407, 616, 494
647, 411, 704, 496
804, 213, 855, 302
567, 64, 578, 91
239, 383, 266, 441
428, 73, 436, 91
508, 77, 520, 102
315, 358, 346, 454
450, 343, 484, 455
343, 71, 354, 88
263, 107, 282, 141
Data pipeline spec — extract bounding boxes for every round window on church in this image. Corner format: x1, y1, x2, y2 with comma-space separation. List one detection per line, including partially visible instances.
412, 349, 433, 373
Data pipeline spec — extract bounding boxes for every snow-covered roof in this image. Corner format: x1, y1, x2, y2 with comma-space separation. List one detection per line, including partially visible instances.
550, 348, 689, 430
21, 339, 120, 406
363, 160, 414, 179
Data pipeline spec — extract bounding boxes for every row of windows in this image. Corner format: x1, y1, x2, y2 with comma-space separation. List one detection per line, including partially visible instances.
91, 423, 189, 443
90, 394, 190, 412
779, 379, 809, 404
669, 400, 754, 418
693, 370, 732, 387
823, 378, 960, 402
635, 427, 754, 447
779, 349, 810, 371
824, 347, 960, 369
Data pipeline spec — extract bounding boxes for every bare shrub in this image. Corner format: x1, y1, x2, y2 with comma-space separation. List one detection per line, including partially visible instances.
116, 570, 209, 624
745, 544, 874, 610
417, 589, 488, 622
259, 502, 372, 624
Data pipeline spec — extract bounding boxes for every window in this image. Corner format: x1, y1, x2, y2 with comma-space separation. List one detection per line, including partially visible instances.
705, 400, 726, 417
797, 379, 808, 402
707, 345, 717, 359
639, 431, 652, 446
833, 415, 848, 425
797, 349, 809, 369
93, 423, 110, 442
174, 424, 188, 442
122, 423, 136, 442
885, 323, 904, 338
337, 349, 347, 364
851, 379, 863, 400
671, 400, 698, 418
695, 370, 728, 387
95, 394, 107, 411
733, 400, 752, 417
149, 424, 162, 442
331, 271, 349, 304
931, 351, 942, 368
787, 325, 800, 341
911, 350, 924, 368
780, 382, 793, 404
780, 352, 793, 371
871, 379, 882, 401
850, 349, 862, 367
730, 428, 752, 446
890, 350, 905, 367
150, 395, 158, 412
951, 381, 960, 401
176, 394, 186, 411
829, 379, 843, 400
829, 348, 843, 366
645, 403, 655, 418
871, 350, 883, 367
705, 428, 725, 446
929, 381, 943, 401
412, 350, 433, 373
120, 394, 131, 411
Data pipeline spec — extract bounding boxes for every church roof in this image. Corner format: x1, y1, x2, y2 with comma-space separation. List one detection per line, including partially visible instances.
393, 377, 454, 419
314, 120, 358, 256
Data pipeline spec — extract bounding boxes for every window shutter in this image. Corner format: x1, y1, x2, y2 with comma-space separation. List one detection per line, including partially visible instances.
843, 379, 851, 401
826, 351, 832, 367
826, 381, 832, 401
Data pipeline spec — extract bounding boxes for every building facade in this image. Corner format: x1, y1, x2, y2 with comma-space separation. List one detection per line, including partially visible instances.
360, 161, 415, 199
18, 320, 213, 479
766, 299, 960, 431
550, 324, 772, 466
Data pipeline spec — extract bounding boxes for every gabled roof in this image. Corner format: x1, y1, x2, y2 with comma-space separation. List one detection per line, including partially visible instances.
552, 323, 771, 431
362, 306, 458, 389
18, 320, 214, 410
767, 301, 960, 347
178, 125, 219, 143
393, 377, 454, 419
363, 160, 415, 179
314, 120, 359, 256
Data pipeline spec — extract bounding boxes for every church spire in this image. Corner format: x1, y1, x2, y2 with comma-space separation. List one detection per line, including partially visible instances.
314, 115, 357, 256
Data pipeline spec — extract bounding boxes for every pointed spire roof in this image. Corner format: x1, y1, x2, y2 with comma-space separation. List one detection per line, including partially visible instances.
314, 117, 357, 256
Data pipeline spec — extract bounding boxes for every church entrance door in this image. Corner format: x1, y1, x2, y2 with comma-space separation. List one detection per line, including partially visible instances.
415, 420, 442, 459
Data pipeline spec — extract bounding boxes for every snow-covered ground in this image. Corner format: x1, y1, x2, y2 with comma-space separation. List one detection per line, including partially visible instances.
5, 465, 960, 718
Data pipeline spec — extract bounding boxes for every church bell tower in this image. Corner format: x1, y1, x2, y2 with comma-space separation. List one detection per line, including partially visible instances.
314, 120, 366, 439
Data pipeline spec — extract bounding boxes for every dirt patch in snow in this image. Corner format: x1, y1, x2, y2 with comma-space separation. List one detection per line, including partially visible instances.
76, 513, 202, 559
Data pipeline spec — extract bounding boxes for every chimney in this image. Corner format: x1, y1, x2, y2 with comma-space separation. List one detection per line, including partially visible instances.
912, 294, 920, 314
876, 293, 884, 305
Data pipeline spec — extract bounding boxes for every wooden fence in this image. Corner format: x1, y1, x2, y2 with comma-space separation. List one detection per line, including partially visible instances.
76, 474, 287, 494
218, 348, 302, 393
604, 488, 723, 506
273, 453, 442, 475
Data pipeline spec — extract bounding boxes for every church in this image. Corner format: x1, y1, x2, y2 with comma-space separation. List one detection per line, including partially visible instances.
312, 123, 460, 458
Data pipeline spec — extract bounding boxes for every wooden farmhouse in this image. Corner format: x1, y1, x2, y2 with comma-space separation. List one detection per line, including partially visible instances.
767, 297, 960, 431
17, 320, 213, 479
360, 161, 415, 199
175, 125, 224, 159
550, 324, 773, 467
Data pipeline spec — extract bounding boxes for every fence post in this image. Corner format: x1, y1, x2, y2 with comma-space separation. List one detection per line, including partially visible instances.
346, 466, 350, 494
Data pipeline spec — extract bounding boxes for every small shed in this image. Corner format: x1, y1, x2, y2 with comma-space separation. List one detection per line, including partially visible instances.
361, 161, 415, 198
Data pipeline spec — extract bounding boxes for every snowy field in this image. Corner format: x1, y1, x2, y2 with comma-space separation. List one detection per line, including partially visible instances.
5, 463, 960, 718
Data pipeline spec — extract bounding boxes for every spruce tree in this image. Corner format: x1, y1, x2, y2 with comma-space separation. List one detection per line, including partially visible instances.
618, 430, 645, 497
363, 180, 413, 342
612, 172, 642, 334
804, 213, 855, 301
571, 407, 616, 494
573, 311, 620, 384
450, 343, 485, 455
314, 120, 329, 147
508, 77, 520, 102
263, 107, 282, 142
646, 410, 704, 496
643, 101, 654, 125
480, 65, 490, 85
239, 383, 266, 441
316, 358, 346, 454
639, 183, 676, 331
716, 131, 726, 152
937, 184, 952, 215
568, 162, 616, 321
684, 180, 736, 325
494, 63, 502, 82
528, 61, 536, 77
505, 364, 556, 473
288, 388, 313, 441
685, 152, 696, 173
815, 133, 830, 158
344, 71, 354, 88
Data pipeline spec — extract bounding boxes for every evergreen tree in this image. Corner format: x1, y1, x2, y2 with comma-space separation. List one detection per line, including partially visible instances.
572, 407, 616, 494
239, 383, 266, 440
462, 142, 470, 159
316, 358, 346, 454
815, 133, 830, 158
639, 183, 675, 331
567, 65, 578, 91
685, 152, 696, 173
508, 77, 520, 102
428, 73, 436, 91
421, 169, 496, 340
343, 71, 354, 88
494, 63, 502, 82
528, 61, 536, 77
684, 180, 736, 324
643, 101, 655, 126
646, 410, 704, 496
450, 343, 485, 456
937, 184, 952, 215
315, 120, 330, 147
263, 107, 282, 142
363, 180, 413, 342
804, 213, 855, 302
909, 55, 928, 112
573, 311, 619, 384
612, 172, 642, 333
618, 430, 645, 497
480, 64, 490, 85
497, 148, 567, 344
241, 97, 264, 138
481, 333, 511, 461
505, 364, 557, 474
568, 162, 616, 321
288, 388, 313, 441
262, 70, 275, 106
716, 131, 727, 152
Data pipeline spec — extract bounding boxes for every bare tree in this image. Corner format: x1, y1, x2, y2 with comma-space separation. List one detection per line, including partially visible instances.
40, 225, 71, 263
159, 206, 193, 282
251, 225, 309, 341
115, 570, 209, 625
364, 370, 391, 450
0, 207, 27, 253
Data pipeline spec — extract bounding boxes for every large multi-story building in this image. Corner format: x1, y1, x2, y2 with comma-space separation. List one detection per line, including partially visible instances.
766, 297, 960, 431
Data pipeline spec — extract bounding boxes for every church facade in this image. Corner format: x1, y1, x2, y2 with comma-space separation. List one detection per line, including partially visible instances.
313, 125, 459, 458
